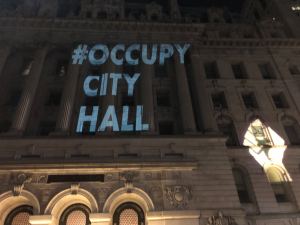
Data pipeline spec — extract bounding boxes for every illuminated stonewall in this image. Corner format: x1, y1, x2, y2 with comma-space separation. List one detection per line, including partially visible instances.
76, 105, 149, 132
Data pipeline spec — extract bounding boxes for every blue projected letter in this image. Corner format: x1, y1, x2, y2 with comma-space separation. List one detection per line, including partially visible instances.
121, 106, 134, 131
76, 106, 99, 133
142, 44, 158, 65
84, 76, 99, 97
98, 105, 119, 132
89, 44, 109, 65
100, 73, 108, 96
136, 105, 149, 131
125, 44, 140, 65
110, 73, 122, 96
111, 44, 125, 66
124, 73, 140, 96
159, 44, 174, 65
175, 44, 191, 64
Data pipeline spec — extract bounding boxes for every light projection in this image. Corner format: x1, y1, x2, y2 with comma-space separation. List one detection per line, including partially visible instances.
243, 119, 292, 181
72, 43, 191, 133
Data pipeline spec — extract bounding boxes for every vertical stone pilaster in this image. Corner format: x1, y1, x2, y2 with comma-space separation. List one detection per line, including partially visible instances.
9, 47, 48, 135
141, 63, 155, 133
174, 56, 197, 134
190, 54, 218, 133
55, 63, 81, 135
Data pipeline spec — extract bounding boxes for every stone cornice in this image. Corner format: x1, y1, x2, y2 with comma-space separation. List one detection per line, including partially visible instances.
1, 17, 300, 49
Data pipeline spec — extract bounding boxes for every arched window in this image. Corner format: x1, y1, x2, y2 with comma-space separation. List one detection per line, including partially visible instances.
265, 167, 293, 203
4, 205, 33, 225
232, 167, 255, 203
59, 204, 91, 225
282, 116, 300, 145
113, 202, 145, 225
217, 116, 240, 146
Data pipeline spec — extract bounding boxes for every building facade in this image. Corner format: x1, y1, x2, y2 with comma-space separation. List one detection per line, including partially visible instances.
0, 0, 300, 225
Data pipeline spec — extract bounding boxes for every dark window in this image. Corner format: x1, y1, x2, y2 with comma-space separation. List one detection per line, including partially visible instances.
232, 62, 247, 79
113, 202, 145, 225
155, 64, 167, 78
86, 11, 92, 18
217, 118, 239, 146
259, 63, 276, 79
0, 120, 11, 133
38, 121, 56, 136
272, 93, 289, 109
242, 93, 259, 109
48, 174, 104, 183
4, 205, 33, 225
157, 91, 171, 107
204, 61, 219, 79
46, 91, 62, 106
97, 11, 107, 19
289, 65, 300, 75
271, 183, 290, 203
212, 92, 228, 109
284, 125, 300, 145
59, 204, 91, 225
159, 121, 174, 135
232, 168, 253, 203
266, 167, 292, 203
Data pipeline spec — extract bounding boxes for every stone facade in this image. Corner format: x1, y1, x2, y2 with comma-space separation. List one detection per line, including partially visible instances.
0, 0, 300, 225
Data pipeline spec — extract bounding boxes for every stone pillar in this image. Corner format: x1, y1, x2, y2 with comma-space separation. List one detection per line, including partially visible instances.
9, 47, 48, 135
55, 62, 81, 135
140, 63, 155, 133
90, 213, 111, 225
29, 215, 52, 225
174, 55, 197, 133
0, 46, 10, 78
190, 54, 218, 133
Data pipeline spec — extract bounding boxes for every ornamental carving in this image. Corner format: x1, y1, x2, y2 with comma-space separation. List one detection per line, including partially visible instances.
164, 185, 192, 209
206, 211, 238, 225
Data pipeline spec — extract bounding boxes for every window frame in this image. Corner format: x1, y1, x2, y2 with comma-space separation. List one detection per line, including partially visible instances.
113, 202, 145, 225
59, 204, 91, 225
4, 205, 33, 225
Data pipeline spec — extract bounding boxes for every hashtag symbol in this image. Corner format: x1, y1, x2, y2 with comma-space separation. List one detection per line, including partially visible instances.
72, 44, 89, 65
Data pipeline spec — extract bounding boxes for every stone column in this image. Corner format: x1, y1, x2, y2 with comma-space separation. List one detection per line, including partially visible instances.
174, 55, 197, 133
9, 47, 48, 135
0, 46, 10, 78
54, 62, 81, 135
140, 63, 155, 133
190, 54, 218, 133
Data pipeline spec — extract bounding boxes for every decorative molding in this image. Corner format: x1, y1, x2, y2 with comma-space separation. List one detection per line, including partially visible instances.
206, 211, 238, 225
164, 185, 192, 209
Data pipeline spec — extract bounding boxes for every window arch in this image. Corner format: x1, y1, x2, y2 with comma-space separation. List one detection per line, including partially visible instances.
59, 204, 91, 225
217, 116, 239, 146
281, 116, 300, 145
232, 167, 255, 204
113, 202, 145, 225
265, 166, 294, 203
4, 205, 33, 225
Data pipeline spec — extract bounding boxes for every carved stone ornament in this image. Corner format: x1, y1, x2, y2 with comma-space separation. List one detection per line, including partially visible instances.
164, 186, 192, 209
206, 211, 238, 225
70, 184, 80, 195
120, 171, 139, 192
